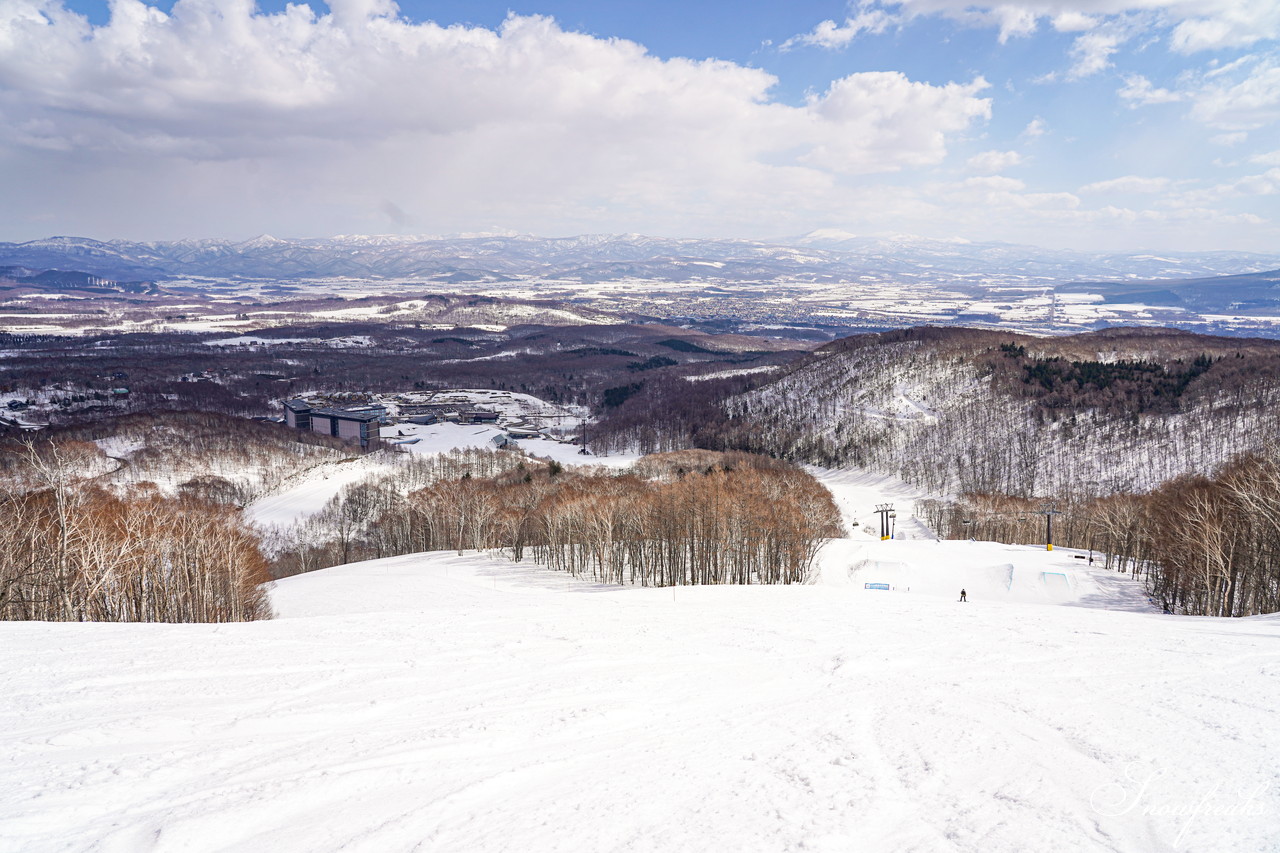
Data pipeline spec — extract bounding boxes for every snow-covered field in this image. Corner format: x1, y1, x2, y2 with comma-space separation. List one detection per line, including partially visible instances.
3, 530, 1279, 851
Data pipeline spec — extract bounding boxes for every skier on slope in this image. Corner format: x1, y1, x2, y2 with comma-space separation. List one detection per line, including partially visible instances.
960, 588, 967, 602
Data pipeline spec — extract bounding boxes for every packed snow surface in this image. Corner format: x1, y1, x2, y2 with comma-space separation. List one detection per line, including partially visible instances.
3, 532, 1278, 851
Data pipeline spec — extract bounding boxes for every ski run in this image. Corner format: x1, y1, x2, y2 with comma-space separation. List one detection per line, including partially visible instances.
2, 469, 1278, 853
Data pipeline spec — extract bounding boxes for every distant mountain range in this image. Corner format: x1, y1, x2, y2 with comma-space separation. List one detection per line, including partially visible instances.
1, 233, 1277, 285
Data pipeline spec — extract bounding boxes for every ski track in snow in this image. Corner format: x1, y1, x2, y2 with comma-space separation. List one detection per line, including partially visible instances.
3, 475, 1280, 852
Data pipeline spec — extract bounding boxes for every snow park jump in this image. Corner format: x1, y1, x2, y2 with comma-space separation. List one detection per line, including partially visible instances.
839, 540, 1131, 607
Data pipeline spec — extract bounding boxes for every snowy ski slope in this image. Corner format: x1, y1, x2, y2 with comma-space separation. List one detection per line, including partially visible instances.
3, 550, 1278, 850
2, 472, 1278, 852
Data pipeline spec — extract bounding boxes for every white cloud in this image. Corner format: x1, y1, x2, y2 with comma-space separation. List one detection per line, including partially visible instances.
1221, 168, 1280, 196
1078, 176, 1172, 194
1251, 150, 1280, 166
0, 0, 993, 239
787, 1, 1280, 55
1052, 11, 1097, 32
1067, 29, 1124, 79
782, 9, 896, 49
1118, 75, 1184, 106
1169, 1, 1280, 53
4, 0, 1274, 252
1188, 55, 1280, 130
967, 149, 1023, 172
804, 74, 992, 172
1118, 53, 1280, 137
993, 6, 1040, 42
960, 175, 1028, 192
1210, 132, 1248, 146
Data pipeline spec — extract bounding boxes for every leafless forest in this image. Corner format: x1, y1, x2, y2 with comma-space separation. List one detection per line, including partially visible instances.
275, 449, 842, 587
0, 441, 270, 622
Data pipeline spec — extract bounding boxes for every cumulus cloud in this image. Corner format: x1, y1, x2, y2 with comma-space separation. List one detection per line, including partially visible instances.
967, 149, 1023, 173
804, 74, 992, 172
1118, 75, 1184, 106
0, 0, 992, 239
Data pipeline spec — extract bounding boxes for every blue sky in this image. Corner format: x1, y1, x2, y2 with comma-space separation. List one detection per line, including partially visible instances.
2, 0, 1278, 251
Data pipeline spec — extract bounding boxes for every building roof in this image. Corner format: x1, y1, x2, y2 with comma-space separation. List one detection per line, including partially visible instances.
310, 407, 382, 422
283, 399, 313, 412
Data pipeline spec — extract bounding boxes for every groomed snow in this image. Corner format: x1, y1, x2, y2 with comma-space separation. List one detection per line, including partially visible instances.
2, 534, 1278, 851
244, 455, 403, 528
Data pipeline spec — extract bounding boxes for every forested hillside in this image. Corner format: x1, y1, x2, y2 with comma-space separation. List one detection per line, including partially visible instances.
600, 326, 1280, 500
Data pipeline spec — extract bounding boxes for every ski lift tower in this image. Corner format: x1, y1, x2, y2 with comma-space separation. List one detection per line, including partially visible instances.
1038, 504, 1062, 551
875, 503, 896, 541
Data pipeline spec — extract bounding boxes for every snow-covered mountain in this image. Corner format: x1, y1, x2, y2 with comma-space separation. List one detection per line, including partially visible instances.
1, 233, 1276, 284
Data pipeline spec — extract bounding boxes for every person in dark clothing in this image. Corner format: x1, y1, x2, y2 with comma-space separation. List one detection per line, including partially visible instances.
960, 588, 967, 602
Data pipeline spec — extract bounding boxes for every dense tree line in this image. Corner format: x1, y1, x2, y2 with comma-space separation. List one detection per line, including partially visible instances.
276, 450, 842, 587
919, 449, 1280, 616
0, 441, 270, 622
600, 327, 1280, 500
589, 373, 771, 456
